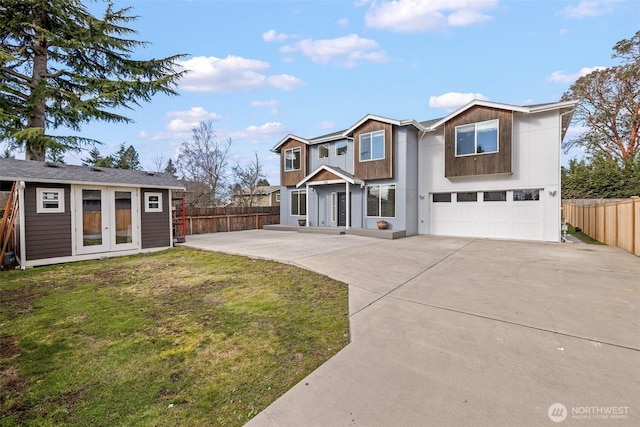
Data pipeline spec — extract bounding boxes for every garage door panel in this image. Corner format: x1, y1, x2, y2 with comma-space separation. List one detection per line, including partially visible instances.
430, 193, 543, 241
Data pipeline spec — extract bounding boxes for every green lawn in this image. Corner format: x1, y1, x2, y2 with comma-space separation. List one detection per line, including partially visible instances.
0, 248, 349, 426
565, 223, 606, 245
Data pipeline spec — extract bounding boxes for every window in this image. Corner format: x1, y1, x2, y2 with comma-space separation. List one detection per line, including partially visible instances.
330, 192, 337, 222
336, 141, 348, 156
145, 192, 163, 212
483, 191, 507, 202
290, 190, 307, 216
360, 130, 385, 161
366, 184, 395, 217
513, 189, 540, 201
457, 192, 478, 202
275, 193, 281, 202
36, 188, 64, 213
432, 193, 452, 203
318, 144, 329, 158
285, 147, 301, 171
455, 119, 498, 156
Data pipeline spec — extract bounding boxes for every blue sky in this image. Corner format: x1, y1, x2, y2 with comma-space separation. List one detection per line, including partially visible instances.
6, 0, 639, 184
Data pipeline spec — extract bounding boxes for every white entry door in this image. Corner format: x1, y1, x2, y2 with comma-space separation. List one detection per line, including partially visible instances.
75, 187, 139, 254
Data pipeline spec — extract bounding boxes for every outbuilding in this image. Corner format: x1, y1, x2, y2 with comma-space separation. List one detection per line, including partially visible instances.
0, 158, 184, 269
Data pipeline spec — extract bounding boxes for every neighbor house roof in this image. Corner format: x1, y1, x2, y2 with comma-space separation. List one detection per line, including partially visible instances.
238, 185, 280, 195
0, 158, 184, 189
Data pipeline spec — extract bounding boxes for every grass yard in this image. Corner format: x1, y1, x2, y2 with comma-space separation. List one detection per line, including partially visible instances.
566, 223, 606, 245
0, 247, 350, 426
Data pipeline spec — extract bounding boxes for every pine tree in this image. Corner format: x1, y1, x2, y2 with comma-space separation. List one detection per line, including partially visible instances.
164, 158, 178, 177
82, 146, 104, 166
113, 143, 140, 170
0, 0, 185, 161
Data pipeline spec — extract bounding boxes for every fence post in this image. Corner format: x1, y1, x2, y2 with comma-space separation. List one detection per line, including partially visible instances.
255, 214, 259, 230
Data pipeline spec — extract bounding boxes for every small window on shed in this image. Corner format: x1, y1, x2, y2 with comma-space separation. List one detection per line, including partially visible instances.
36, 188, 65, 213
145, 192, 163, 212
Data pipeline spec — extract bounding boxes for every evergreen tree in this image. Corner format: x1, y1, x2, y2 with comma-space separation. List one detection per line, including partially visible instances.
113, 143, 140, 170
0, 0, 185, 161
82, 146, 104, 166
164, 158, 178, 177
46, 145, 65, 163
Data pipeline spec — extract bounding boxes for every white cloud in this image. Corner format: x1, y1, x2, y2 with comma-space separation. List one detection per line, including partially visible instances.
229, 122, 286, 144
365, 0, 498, 33
281, 34, 388, 68
547, 66, 607, 84
429, 92, 489, 111
262, 29, 298, 42
318, 120, 335, 130
177, 55, 304, 92
139, 107, 222, 141
250, 99, 279, 114
560, 0, 622, 18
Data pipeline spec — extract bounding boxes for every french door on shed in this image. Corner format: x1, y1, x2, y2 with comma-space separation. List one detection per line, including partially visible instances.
74, 187, 139, 254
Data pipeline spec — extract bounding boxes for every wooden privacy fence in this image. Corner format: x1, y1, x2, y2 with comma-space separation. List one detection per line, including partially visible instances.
562, 197, 640, 256
184, 206, 280, 235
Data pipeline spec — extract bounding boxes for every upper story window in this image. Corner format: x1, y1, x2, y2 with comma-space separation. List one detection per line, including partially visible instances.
456, 119, 498, 156
360, 130, 385, 162
36, 188, 64, 213
285, 147, 301, 171
318, 144, 329, 159
336, 140, 348, 156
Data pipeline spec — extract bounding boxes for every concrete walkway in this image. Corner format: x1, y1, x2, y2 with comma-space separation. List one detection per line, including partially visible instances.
183, 230, 640, 426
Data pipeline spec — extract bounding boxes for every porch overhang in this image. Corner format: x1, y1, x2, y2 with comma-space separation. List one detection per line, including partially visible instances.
295, 165, 364, 188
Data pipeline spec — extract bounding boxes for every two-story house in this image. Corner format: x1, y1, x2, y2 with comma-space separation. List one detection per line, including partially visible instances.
271, 99, 577, 242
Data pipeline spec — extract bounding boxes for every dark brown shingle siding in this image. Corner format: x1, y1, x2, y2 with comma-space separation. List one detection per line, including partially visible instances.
24, 183, 72, 261
140, 188, 171, 249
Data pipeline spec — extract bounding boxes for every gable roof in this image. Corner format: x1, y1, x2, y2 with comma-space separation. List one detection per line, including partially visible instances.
0, 158, 184, 189
341, 114, 426, 136
296, 165, 364, 188
271, 134, 310, 153
423, 99, 578, 131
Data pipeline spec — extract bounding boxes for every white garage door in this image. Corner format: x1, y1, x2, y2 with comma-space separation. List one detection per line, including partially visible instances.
430, 190, 544, 241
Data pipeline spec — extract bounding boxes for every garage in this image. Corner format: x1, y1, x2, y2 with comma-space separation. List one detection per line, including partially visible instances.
429, 189, 544, 241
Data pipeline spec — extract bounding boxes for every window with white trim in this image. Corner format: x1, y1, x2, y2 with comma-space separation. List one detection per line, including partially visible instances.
36, 188, 64, 213
290, 190, 306, 216
336, 140, 348, 156
318, 144, 329, 158
275, 192, 281, 202
285, 147, 301, 171
360, 130, 385, 161
330, 192, 337, 222
145, 192, 163, 212
366, 184, 395, 217
456, 119, 499, 156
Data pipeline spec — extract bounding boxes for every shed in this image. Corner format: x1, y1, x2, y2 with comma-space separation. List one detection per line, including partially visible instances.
0, 158, 184, 269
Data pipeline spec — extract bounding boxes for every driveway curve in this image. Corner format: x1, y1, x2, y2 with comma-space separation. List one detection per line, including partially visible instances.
183, 230, 640, 426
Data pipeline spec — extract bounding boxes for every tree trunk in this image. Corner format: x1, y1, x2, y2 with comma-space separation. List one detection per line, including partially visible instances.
26, 8, 48, 161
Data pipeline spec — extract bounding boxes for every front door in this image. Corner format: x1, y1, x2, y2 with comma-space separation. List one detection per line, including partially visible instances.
75, 187, 139, 254
338, 192, 350, 227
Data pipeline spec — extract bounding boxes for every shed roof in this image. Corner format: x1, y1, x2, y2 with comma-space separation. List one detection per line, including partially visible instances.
0, 158, 184, 189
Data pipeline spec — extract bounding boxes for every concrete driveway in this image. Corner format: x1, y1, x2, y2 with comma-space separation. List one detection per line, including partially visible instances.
183, 231, 640, 426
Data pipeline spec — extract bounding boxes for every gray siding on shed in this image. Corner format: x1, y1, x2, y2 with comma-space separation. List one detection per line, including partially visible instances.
140, 188, 171, 249
24, 183, 72, 261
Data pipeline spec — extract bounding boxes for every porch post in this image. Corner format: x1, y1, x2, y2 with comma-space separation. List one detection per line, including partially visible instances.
305, 183, 310, 227
346, 181, 350, 230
